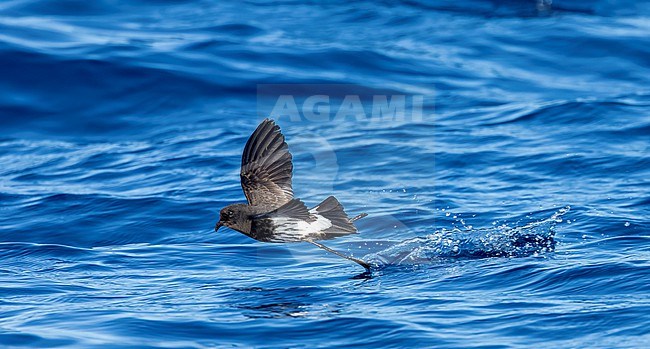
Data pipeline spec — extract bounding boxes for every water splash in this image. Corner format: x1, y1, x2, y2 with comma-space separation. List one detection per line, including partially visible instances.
365, 206, 570, 267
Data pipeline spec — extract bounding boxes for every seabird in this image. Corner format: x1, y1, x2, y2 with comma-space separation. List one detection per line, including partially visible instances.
215, 119, 370, 270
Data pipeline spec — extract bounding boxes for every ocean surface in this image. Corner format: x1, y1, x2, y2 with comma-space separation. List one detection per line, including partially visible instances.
1, 1, 649, 348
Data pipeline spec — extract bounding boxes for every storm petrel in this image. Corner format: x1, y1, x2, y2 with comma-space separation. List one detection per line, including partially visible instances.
215, 119, 370, 270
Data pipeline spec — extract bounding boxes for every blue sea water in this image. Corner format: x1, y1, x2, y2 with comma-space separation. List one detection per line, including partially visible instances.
1, 0, 649, 348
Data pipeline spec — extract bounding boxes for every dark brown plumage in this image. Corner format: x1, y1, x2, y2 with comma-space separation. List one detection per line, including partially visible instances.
215, 119, 369, 269
240, 119, 293, 209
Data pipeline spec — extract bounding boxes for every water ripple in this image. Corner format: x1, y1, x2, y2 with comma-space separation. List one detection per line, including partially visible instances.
1, 0, 649, 347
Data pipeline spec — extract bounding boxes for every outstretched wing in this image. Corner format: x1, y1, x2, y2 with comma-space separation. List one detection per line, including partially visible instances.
240, 119, 293, 208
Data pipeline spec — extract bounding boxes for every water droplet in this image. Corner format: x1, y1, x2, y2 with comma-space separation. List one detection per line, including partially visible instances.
445, 212, 450, 217
624, 222, 630, 227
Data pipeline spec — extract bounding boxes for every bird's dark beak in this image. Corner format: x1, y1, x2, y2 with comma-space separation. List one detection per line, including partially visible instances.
215, 221, 223, 232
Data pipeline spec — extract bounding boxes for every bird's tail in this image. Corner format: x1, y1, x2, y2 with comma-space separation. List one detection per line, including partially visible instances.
310, 196, 367, 239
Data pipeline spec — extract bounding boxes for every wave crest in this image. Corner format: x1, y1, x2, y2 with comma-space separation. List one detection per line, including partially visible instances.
365, 206, 570, 267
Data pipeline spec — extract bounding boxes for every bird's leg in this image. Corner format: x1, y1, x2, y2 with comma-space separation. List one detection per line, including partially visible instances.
351, 213, 368, 222
306, 240, 371, 271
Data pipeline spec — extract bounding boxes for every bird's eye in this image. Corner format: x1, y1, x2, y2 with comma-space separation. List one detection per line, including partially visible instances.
227, 210, 233, 217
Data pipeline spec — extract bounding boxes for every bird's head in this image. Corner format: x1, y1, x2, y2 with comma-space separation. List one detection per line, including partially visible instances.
215, 203, 249, 232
